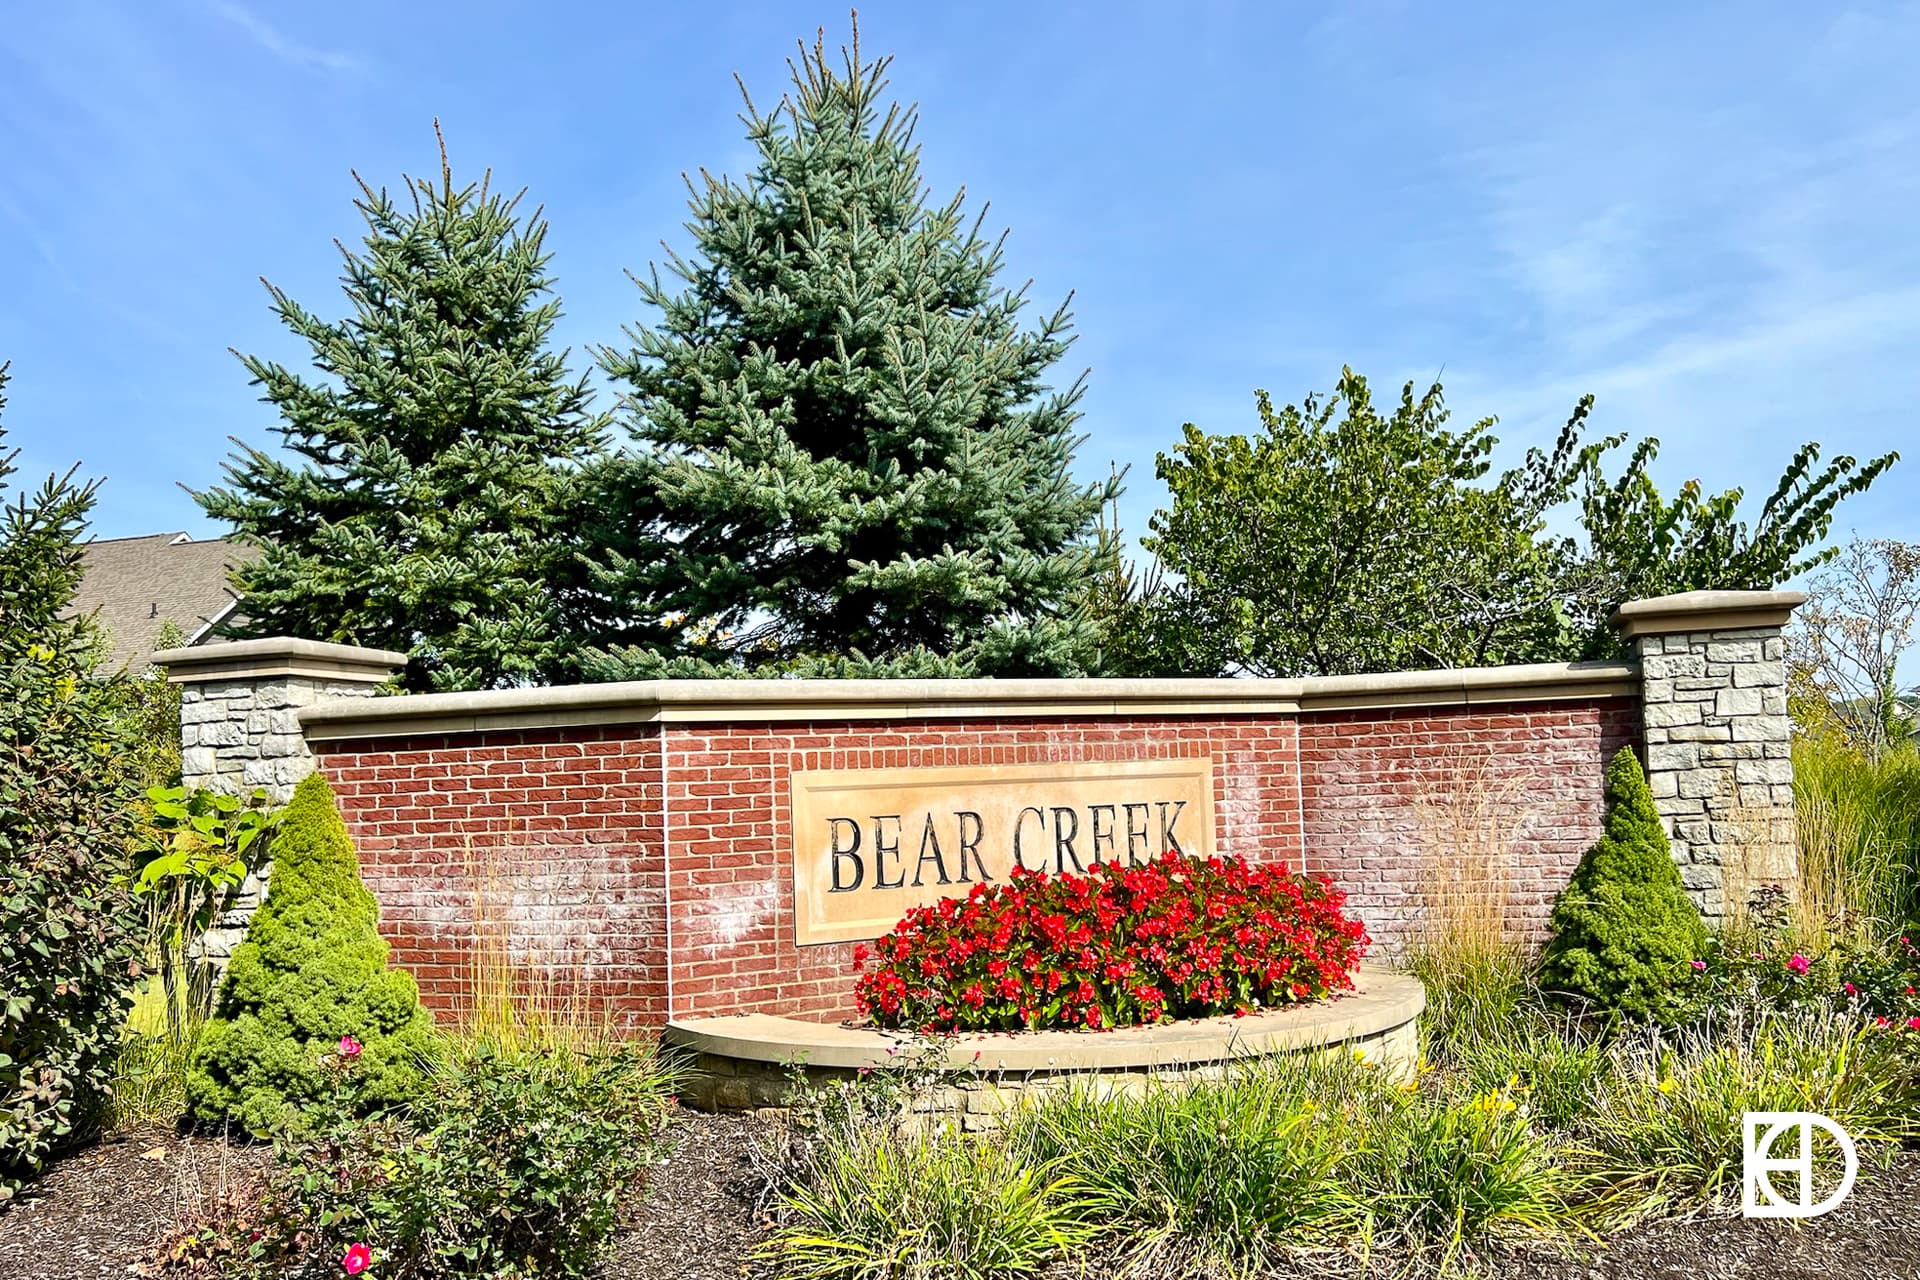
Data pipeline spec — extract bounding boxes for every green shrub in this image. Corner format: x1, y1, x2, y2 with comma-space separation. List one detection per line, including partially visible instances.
1541, 748, 1708, 1021
0, 367, 148, 1198
236, 1038, 674, 1280
186, 774, 432, 1135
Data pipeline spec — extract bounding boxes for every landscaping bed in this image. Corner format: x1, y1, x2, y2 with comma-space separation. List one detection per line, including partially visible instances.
5, 1117, 1918, 1280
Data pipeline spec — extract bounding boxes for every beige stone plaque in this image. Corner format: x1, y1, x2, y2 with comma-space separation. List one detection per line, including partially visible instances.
789, 757, 1216, 946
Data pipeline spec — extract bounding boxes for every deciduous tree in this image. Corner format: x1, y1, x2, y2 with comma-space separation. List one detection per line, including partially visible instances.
1126, 370, 1896, 677
1787, 536, 1920, 754
0, 363, 146, 1196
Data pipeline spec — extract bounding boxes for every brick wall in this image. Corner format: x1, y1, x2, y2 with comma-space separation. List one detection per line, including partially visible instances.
310, 697, 1634, 1024
1300, 699, 1640, 950
315, 727, 669, 1026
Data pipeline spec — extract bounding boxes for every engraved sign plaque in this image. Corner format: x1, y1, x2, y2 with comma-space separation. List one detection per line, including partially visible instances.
789, 757, 1216, 945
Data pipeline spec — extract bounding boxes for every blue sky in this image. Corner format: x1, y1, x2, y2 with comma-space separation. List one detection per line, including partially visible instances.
3, 1, 1916, 556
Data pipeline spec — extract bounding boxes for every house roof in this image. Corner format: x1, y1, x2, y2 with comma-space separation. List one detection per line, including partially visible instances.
68, 532, 258, 670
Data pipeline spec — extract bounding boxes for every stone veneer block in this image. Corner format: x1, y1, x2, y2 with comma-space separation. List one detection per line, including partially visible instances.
156, 638, 408, 960
1611, 591, 1805, 920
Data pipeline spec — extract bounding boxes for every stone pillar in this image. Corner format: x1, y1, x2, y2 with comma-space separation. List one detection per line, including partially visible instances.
1611, 590, 1805, 922
153, 637, 408, 958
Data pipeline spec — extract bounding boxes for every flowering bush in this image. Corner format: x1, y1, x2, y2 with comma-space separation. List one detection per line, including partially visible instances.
153, 1035, 676, 1280
1686, 915, 1920, 1031
853, 852, 1369, 1032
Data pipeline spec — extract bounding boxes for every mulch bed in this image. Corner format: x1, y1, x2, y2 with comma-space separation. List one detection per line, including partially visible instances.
602, 1110, 773, 1280
0, 1129, 271, 1280
1486, 1150, 1920, 1280
5, 1116, 1918, 1280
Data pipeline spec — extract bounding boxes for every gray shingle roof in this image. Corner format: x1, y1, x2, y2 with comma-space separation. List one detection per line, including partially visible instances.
68, 532, 258, 670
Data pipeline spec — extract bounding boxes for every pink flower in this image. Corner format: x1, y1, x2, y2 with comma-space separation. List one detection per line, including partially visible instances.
1908, 1017, 1920, 1032
1786, 953, 1811, 975
338, 1034, 363, 1060
1691, 960, 1708, 971
343, 1243, 372, 1275
1843, 982, 1858, 997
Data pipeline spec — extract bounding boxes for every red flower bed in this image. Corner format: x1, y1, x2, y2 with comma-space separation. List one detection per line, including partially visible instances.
852, 852, 1370, 1032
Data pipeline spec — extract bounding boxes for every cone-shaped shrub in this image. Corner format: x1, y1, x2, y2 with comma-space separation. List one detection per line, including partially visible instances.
1541, 747, 1708, 1021
186, 774, 432, 1134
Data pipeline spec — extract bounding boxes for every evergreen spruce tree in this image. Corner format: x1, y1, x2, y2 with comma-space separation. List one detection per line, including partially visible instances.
1541, 747, 1709, 1021
196, 128, 610, 692
585, 27, 1116, 679
187, 773, 432, 1137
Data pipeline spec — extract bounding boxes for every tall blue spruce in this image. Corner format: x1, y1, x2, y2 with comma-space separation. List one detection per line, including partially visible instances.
585, 26, 1116, 678
196, 129, 610, 691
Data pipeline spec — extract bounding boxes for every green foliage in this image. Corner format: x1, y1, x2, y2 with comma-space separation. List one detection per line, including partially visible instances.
187, 774, 431, 1135
1442, 1017, 1614, 1135
107, 987, 202, 1133
1581, 1012, 1919, 1204
585, 28, 1115, 681
1343, 1076, 1575, 1253
133, 786, 280, 1041
774, 1055, 1585, 1278
120, 621, 185, 793
1008, 1059, 1362, 1267
0, 362, 147, 1197
1129, 369, 1896, 677
765, 986, 1920, 1278
1515, 399, 1897, 658
768, 1125, 1090, 1280
1403, 944, 1545, 1067
1134, 370, 1568, 677
1542, 749, 1709, 1021
196, 131, 610, 692
236, 1039, 675, 1280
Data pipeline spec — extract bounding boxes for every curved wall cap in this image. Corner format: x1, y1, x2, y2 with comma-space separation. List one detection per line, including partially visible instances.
664, 966, 1425, 1072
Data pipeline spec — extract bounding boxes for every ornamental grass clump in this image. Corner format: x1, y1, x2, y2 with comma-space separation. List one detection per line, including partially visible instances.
853, 851, 1368, 1032
1541, 748, 1708, 1022
186, 774, 432, 1135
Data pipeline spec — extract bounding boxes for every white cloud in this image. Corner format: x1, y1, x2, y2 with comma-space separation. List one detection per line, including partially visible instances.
208, 2, 363, 74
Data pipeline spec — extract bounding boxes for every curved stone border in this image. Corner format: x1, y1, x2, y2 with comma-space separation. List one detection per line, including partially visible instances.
666, 967, 1424, 1117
